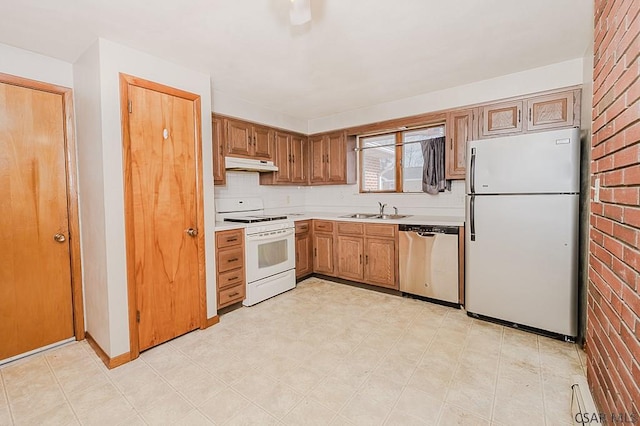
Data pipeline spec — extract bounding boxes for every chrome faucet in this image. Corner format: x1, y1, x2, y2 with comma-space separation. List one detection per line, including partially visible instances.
378, 202, 387, 216
393, 206, 398, 215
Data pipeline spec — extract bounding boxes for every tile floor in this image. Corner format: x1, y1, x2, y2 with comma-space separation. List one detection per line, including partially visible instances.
0, 278, 587, 425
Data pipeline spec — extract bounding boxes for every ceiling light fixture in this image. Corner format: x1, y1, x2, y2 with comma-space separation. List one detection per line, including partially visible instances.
290, 0, 311, 26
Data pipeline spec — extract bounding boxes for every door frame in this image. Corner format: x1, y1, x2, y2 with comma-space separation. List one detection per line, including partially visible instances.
0, 72, 85, 341
119, 73, 207, 359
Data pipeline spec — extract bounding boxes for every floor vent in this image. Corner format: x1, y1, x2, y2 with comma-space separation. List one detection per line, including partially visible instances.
571, 375, 598, 425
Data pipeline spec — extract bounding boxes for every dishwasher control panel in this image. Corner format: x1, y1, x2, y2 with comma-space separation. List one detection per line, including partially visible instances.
399, 224, 459, 234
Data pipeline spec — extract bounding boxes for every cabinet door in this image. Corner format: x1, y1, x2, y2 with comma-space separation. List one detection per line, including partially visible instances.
480, 100, 523, 137
295, 233, 312, 278
364, 237, 396, 288
446, 109, 475, 180
309, 135, 326, 183
253, 125, 273, 160
226, 119, 253, 157
327, 132, 346, 183
212, 116, 226, 185
313, 233, 334, 275
526, 91, 574, 132
291, 135, 307, 183
274, 131, 292, 183
336, 235, 364, 281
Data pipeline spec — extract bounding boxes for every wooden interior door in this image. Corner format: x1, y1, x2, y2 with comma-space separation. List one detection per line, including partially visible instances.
124, 81, 202, 353
0, 81, 74, 360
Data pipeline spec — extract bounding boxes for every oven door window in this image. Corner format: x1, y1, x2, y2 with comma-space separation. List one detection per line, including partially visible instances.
258, 239, 288, 268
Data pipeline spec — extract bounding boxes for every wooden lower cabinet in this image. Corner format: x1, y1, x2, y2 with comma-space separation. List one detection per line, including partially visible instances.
313, 232, 335, 275
215, 228, 246, 308
364, 237, 396, 288
333, 221, 398, 289
295, 220, 312, 278
336, 235, 364, 281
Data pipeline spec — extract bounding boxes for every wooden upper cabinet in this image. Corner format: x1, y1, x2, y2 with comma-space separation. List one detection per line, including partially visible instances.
526, 91, 576, 132
274, 131, 292, 183
226, 119, 253, 157
224, 118, 273, 160
308, 131, 355, 185
253, 125, 274, 159
480, 100, 523, 137
446, 109, 476, 180
309, 135, 326, 183
291, 135, 307, 183
260, 132, 308, 185
212, 116, 226, 185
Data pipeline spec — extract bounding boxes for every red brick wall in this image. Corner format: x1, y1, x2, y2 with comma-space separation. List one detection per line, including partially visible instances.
588, 0, 640, 418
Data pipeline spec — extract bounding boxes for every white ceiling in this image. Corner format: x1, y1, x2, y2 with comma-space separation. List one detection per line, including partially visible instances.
0, 0, 592, 120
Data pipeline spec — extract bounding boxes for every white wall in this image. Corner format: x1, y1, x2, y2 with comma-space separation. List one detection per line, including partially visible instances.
212, 89, 308, 134
74, 38, 216, 357
73, 41, 112, 354
0, 42, 73, 88
308, 58, 585, 134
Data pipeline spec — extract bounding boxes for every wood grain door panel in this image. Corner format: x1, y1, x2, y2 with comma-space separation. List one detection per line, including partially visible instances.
526, 92, 574, 131
291, 135, 306, 183
274, 131, 291, 182
226, 119, 252, 157
253, 125, 273, 159
313, 233, 334, 274
446, 109, 474, 179
212, 116, 225, 185
337, 235, 364, 281
127, 84, 200, 352
295, 233, 312, 278
0, 82, 74, 360
309, 136, 326, 183
327, 132, 346, 183
480, 101, 523, 137
364, 237, 396, 288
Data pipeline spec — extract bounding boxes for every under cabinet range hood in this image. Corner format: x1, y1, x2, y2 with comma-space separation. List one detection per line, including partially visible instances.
224, 156, 278, 172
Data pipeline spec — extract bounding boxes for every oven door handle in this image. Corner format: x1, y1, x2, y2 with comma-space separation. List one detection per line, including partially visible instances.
246, 228, 295, 241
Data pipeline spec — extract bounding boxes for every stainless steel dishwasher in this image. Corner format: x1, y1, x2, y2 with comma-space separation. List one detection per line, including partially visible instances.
399, 224, 459, 305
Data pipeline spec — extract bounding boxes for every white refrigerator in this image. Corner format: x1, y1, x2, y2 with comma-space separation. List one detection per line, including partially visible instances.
465, 127, 580, 338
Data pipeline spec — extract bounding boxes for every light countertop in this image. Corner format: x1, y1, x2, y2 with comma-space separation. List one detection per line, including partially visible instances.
214, 211, 464, 231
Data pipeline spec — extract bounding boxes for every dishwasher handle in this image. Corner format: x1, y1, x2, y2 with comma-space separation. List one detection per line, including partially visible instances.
417, 232, 436, 237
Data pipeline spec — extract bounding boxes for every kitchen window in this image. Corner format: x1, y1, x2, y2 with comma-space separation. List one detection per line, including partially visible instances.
359, 124, 446, 193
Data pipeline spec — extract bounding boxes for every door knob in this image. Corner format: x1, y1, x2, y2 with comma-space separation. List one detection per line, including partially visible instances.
53, 233, 66, 243
186, 228, 198, 237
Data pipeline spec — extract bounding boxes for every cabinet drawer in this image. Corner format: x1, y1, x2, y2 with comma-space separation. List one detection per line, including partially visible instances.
218, 283, 245, 308
337, 221, 364, 235
295, 220, 310, 235
216, 229, 243, 249
218, 267, 244, 290
314, 220, 334, 233
365, 223, 396, 238
217, 246, 244, 273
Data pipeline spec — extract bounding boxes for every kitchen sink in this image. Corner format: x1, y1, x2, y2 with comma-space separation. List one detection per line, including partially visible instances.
339, 213, 378, 219
373, 214, 410, 219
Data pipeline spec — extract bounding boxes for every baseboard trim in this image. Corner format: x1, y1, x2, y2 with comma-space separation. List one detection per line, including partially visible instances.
205, 315, 220, 328
85, 332, 131, 369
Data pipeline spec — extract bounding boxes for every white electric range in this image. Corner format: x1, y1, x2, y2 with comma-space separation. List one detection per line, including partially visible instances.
216, 198, 295, 306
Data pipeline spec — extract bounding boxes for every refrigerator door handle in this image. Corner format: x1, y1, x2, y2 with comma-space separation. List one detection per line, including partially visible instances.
470, 147, 476, 194
470, 195, 476, 241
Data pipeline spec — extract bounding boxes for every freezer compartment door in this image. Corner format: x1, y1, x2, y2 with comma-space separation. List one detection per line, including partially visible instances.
399, 231, 459, 304
465, 194, 578, 336
466, 127, 580, 194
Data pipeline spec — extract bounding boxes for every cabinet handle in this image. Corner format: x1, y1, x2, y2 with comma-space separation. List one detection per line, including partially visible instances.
228, 276, 239, 281
228, 257, 238, 262
360, 254, 362, 264
227, 237, 238, 242
365, 255, 369, 264
292, 154, 295, 163
247, 136, 251, 145
450, 137, 453, 150
529, 108, 532, 122
253, 135, 256, 145
229, 292, 239, 297
518, 109, 521, 123
314, 248, 317, 257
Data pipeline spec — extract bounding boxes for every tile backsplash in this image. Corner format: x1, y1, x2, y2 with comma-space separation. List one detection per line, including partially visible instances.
214, 171, 465, 217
